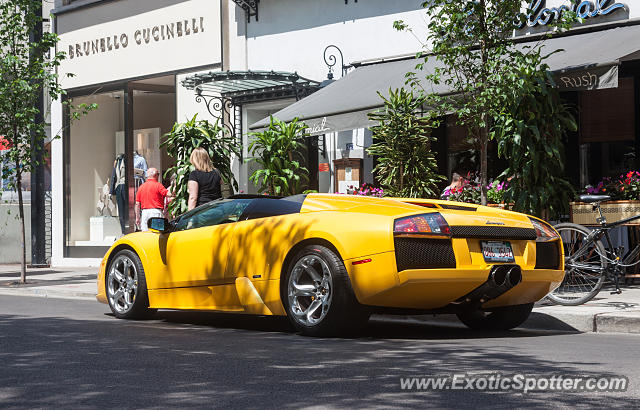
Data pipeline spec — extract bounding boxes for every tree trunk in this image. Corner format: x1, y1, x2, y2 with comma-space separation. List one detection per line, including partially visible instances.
480, 123, 488, 206
16, 165, 27, 284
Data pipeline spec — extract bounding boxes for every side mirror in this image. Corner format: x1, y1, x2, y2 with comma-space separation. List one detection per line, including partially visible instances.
148, 217, 171, 234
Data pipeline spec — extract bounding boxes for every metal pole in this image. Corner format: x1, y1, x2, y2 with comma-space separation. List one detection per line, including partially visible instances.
30, 2, 46, 267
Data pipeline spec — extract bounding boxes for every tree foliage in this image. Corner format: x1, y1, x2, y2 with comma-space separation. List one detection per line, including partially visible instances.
247, 116, 309, 196
495, 65, 576, 219
0, 0, 94, 282
396, 0, 576, 205
162, 114, 240, 216
367, 88, 444, 198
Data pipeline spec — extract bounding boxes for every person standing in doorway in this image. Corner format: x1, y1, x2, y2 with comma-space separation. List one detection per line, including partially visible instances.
188, 147, 222, 210
440, 172, 463, 199
135, 168, 172, 231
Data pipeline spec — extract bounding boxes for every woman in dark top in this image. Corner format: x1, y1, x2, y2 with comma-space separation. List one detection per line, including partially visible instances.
187, 147, 222, 210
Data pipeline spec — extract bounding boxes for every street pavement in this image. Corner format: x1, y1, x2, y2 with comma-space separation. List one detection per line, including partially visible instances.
0, 294, 638, 408
1, 264, 640, 334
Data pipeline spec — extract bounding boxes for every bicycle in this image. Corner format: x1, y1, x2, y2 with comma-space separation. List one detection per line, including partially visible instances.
547, 194, 640, 306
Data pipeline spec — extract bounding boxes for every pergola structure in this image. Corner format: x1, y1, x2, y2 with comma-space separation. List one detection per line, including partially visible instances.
182, 70, 320, 157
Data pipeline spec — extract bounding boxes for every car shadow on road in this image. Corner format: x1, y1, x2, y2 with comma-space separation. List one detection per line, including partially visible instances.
1, 309, 634, 409
147, 309, 579, 340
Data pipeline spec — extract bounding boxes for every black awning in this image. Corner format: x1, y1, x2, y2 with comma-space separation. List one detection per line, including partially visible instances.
251, 24, 640, 135
181, 70, 320, 105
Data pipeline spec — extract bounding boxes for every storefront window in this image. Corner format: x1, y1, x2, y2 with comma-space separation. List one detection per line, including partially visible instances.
64, 78, 177, 257
579, 77, 636, 186
66, 90, 126, 255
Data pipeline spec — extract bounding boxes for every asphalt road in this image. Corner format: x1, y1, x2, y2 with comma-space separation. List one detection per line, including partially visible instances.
1, 295, 638, 409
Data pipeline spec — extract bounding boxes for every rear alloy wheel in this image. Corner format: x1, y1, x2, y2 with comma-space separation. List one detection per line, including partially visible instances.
284, 245, 369, 337
456, 303, 534, 331
106, 249, 156, 319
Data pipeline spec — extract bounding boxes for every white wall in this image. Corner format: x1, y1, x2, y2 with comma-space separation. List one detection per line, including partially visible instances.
227, 0, 429, 193
229, 0, 428, 78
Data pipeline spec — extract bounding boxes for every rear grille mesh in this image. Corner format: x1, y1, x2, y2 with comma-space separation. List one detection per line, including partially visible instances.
450, 226, 537, 240
394, 238, 456, 271
535, 241, 560, 269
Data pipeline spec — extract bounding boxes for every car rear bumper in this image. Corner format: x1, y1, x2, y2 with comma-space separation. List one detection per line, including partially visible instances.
346, 250, 563, 310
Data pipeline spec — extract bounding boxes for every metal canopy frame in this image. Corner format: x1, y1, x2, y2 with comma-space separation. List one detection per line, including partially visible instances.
182, 70, 320, 161
231, 0, 260, 23
182, 70, 320, 104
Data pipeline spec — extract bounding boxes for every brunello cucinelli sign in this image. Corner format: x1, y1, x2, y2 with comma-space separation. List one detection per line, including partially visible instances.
58, 0, 221, 89
67, 17, 205, 59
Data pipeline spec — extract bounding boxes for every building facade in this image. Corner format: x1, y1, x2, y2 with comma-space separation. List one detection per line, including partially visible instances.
49, 0, 640, 266
49, 0, 428, 265
50, 0, 223, 265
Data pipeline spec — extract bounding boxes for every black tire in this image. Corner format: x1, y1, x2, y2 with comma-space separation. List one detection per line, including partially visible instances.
546, 222, 606, 306
456, 303, 534, 331
105, 249, 156, 319
282, 245, 369, 337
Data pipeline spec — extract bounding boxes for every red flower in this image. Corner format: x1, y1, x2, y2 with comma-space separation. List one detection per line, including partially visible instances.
627, 171, 634, 178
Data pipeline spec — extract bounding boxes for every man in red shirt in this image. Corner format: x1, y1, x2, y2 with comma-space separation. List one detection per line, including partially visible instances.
135, 168, 172, 231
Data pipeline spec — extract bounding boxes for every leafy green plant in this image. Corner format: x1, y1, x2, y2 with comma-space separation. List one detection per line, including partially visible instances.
495, 68, 576, 219
0, 0, 96, 282
395, 0, 577, 205
367, 88, 444, 198
162, 114, 240, 216
247, 116, 309, 195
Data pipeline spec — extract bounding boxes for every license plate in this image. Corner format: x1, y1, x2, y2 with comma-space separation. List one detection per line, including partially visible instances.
481, 241, 514, 263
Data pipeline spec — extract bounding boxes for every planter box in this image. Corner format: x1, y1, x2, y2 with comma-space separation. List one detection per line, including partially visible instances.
570, 200, 640, 225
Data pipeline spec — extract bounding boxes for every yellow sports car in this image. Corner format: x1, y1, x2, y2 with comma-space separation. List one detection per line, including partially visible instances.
96, 194, 563, 336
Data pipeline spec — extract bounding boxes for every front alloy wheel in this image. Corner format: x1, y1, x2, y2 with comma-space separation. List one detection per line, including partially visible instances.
288, 254, 333, 327
106, 249, 155, 319
107, 254, 139, 315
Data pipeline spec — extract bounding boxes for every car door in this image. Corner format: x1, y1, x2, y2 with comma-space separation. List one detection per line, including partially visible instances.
158, 199, 252, 289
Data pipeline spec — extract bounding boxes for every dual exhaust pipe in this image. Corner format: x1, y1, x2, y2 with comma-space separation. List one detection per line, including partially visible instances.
458, 265, 522, 305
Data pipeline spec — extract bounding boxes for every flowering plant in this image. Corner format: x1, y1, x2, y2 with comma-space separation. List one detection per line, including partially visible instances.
448, 178, 481, 204
487, 180, 506, 204
348, 183, 384, 198
585, 171, 640, 201
446, 175, 507, 205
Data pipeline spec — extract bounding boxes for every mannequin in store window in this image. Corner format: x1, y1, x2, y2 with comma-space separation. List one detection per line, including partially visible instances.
133, 150, 148, 186
110, 154, 127, 234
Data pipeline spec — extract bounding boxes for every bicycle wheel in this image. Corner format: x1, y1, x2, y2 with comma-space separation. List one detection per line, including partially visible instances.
546, 222, 606, 306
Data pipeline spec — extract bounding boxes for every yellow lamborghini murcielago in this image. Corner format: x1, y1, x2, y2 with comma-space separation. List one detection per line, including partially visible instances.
96, 194, 563, 336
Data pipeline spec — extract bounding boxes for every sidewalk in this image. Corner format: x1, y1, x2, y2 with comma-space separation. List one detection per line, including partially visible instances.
0, 264, 97, 301
1, 264, 639, 334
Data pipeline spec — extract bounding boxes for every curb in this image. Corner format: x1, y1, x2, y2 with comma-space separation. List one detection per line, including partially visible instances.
373, 308, 640, 334
0, 287, 96, 301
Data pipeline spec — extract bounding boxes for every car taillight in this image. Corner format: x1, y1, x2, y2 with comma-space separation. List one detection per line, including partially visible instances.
528, 217, 559, 242
394, 213, 451, 236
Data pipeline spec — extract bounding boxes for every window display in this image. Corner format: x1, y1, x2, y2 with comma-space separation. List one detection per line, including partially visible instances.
65, 79, 176, 257
67, 91, 125, 250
